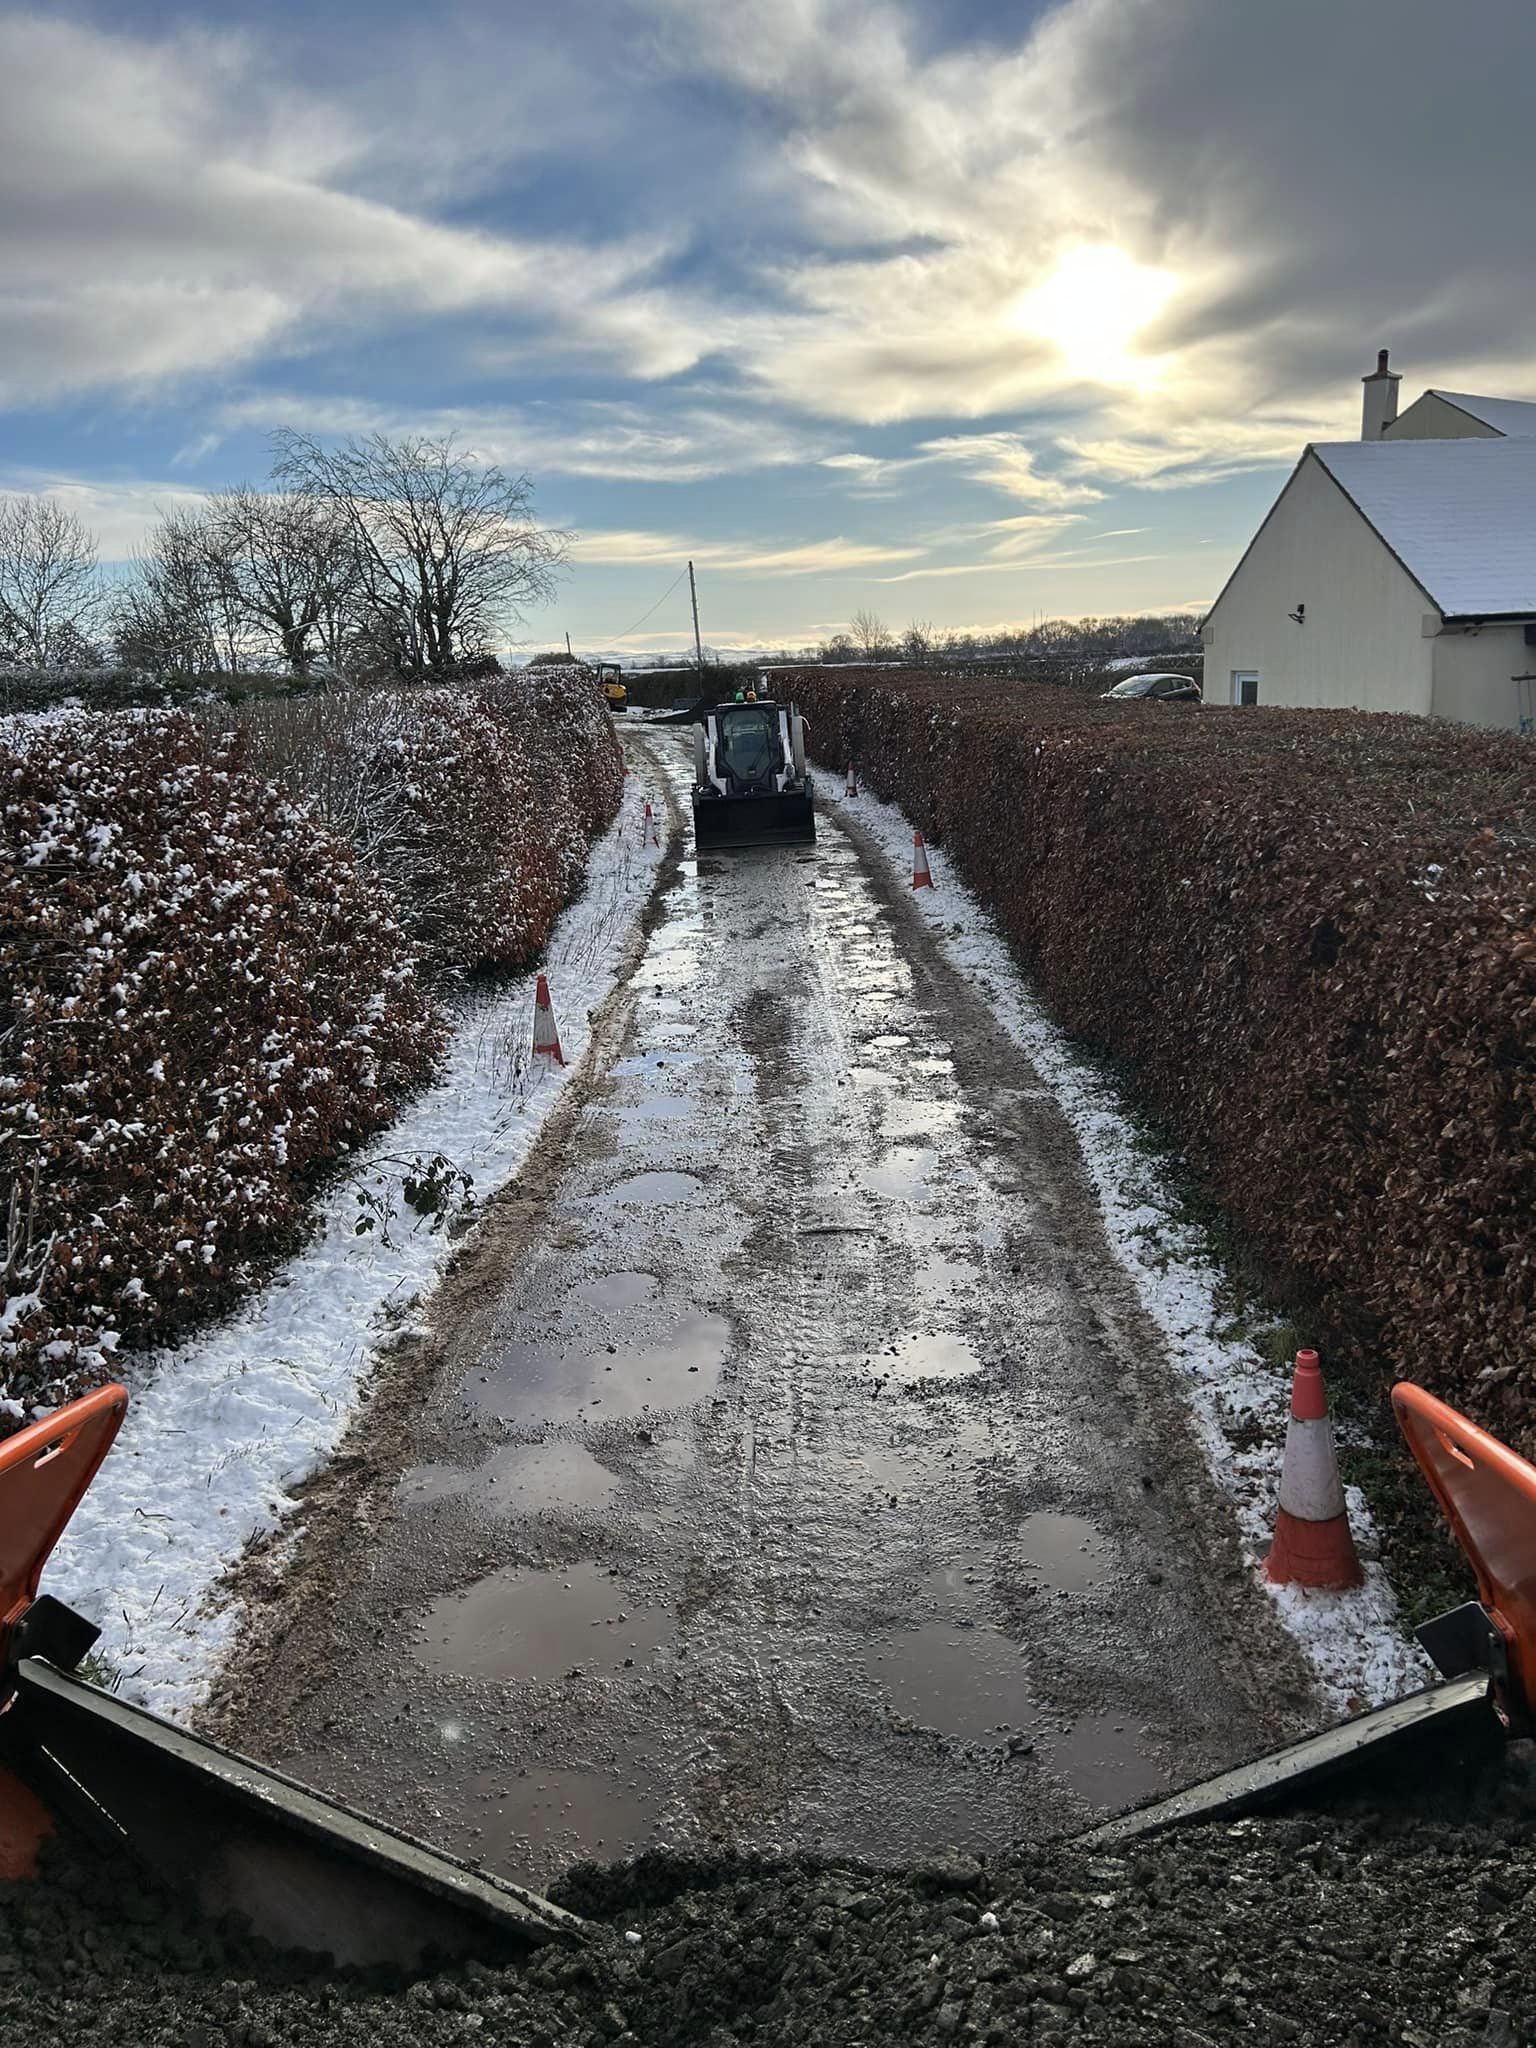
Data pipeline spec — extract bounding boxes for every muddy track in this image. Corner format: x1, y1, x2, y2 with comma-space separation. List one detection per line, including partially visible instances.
207, 732, 1312, 1886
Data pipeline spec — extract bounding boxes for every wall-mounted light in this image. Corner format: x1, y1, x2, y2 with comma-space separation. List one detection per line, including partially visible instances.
1288, 602, 1306, 625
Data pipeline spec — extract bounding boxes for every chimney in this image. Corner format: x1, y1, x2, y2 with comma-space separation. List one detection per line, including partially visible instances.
1361, 347, 1401, 440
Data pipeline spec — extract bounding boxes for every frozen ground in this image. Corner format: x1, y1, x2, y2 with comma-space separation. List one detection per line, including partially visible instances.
828, 773, 1428, 1714
46, 748, 670, 1719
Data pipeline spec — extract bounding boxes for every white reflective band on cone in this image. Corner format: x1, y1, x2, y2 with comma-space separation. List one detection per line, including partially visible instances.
1275, 1414, 1348, 1523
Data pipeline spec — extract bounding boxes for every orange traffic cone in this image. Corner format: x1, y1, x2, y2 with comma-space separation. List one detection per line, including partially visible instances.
531, 973, 565, 1066
912, 832, 935, 889
846, 763, 858, 797
1264, 1351, 1363, 1589
642, 800, 659, 847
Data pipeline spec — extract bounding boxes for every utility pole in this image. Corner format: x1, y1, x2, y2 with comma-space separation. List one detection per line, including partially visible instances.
565, 630, 573, 658
688, 560, 705, 675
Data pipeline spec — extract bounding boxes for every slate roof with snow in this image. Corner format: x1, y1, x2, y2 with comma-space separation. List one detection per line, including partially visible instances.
1420, 390, 1536, 439
1310, 437, 1536, 619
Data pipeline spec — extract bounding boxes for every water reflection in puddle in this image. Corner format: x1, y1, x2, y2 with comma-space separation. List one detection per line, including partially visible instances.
881, 1099, 961, 1140
404, 1442, 620, 1513
1046, 1713, 1169, 1808
879, 1330, 982, 1381
414, 1560, 668, 1682
1017, 1511, 1111, 1593
867, 1618, 1033, 1739
475, 1312, 731, 1422
597, 1170, 702, 1207
573, 1270, 659, 1312
861, 1146, 940, 1202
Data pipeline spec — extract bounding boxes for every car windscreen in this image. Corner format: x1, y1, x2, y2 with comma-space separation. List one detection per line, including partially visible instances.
716, 706, 783, 785
1106, 678, 1157, 698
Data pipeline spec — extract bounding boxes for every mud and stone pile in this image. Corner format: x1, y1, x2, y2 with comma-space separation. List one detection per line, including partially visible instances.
3, 1788, 1533, 2046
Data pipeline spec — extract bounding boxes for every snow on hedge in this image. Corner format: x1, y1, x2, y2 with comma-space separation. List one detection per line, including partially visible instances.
1, 709, 443, 1417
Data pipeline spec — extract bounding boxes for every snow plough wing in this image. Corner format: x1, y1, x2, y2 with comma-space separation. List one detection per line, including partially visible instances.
691, 693, 815, 850
0, 1387, 582, 1967
1079, 1379, 1536, 1846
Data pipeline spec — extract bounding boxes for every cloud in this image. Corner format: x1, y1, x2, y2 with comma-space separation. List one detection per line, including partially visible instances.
572, 530, 923, 575
214, 393, 825, 483
0, 11, 711, 405
0, 471, 211, 558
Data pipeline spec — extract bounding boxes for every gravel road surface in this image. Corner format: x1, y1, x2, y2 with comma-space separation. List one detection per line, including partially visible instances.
212, 731, 1309, 1887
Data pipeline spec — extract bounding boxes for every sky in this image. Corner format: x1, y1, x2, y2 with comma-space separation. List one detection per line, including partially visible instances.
4, 0, 1535, 658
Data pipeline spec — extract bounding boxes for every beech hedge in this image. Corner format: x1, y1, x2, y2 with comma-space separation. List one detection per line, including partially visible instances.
0, 711, 445, 1419
785, 668, 1536, 1445
220, 672, 623, 975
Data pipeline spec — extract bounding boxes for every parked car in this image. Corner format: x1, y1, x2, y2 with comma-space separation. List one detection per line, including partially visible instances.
1100, 672, 1201, 702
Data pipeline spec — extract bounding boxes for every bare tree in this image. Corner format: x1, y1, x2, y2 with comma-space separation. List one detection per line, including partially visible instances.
208, 488, 360, 675
112, 506, 244, 675
271, 429, 570, 677
900, 618, 936, 662
849, 608, 894, 661
0, 496, 102, 666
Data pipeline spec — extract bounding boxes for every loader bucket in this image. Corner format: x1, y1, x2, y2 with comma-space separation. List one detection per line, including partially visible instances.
692, 789, 816, 851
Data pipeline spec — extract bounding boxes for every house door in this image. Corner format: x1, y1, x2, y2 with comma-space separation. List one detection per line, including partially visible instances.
1231, 671, 1259, 705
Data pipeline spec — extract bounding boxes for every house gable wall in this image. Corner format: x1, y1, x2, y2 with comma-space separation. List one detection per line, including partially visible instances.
1204, 453, 1434, 713
1430, 626, 1529, 730
1385, 393, 1500, 440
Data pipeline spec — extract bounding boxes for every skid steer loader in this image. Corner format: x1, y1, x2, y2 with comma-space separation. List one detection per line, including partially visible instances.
691, 691, 815, 850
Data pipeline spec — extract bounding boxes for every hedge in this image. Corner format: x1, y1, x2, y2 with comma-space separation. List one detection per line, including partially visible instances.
211, 674, 622, 978
0, 711, 445, 1418
782, 669, 1536, 1447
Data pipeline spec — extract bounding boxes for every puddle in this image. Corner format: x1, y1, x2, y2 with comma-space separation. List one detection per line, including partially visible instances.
612, 1050, 703, 1078
867, 1618, 1033, 1739
475, 1312, 732, 1422
573, 1271, 660, 1312
868, 1033, 912, 1051
882, 1099, 961, 1140
908, 1056, 955, 1076
849, 1066, 894, 1092
913, 1254, 977, 1297
1016, 1512, 1111, 1592
413, 1560, 669, 1682
614, 1099, 693, 1123
877, 1330, 983, 1381
596, 1170, 702, 1207
861, 1146, 940, 1202
404, 1442, 620, 1513
485, 1764, 660, 1874
1046, 1713, 1169, 1808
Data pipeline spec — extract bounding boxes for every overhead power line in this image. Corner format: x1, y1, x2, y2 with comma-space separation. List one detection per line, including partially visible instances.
611, 566, 689, 646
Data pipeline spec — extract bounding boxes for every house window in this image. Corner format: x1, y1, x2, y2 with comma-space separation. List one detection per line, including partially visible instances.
1231, 671, 1259, 706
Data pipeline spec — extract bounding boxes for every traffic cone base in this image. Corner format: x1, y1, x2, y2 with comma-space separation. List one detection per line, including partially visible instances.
532, 972, 565, 1065
912, 832, 934, 889
1264, 1509, 1363, 1589
1263, 1350, 1363, 1590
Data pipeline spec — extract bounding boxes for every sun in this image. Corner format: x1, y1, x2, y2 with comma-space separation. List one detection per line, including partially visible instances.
1010, 246, 1178, 386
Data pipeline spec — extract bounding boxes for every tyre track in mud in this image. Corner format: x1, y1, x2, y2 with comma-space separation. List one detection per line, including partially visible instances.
214, 729, 1312, 1888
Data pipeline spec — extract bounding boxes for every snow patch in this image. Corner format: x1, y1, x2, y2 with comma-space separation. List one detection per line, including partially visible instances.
830, 775, 1430, 1717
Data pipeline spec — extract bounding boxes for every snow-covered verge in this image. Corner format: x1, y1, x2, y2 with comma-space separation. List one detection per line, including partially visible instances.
47, 742, 672, 1718
829, 772, 1429, 1717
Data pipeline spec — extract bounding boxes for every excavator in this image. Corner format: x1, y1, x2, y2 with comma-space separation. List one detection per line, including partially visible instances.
2, 1372, 1532, 1965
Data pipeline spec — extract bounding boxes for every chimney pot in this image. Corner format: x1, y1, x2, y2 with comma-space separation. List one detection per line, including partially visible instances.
1361, 346, 1402, 439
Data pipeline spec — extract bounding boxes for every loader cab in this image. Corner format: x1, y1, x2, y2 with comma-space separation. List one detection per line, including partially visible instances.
692, 694, 815, 849
712, 702, 785, 792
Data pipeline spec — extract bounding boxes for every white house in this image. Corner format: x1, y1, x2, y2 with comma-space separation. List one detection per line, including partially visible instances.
1202, 354, 1536, 730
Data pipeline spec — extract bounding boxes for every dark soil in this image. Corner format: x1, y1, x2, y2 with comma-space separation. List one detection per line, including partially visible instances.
6, 1762, 1534, 2046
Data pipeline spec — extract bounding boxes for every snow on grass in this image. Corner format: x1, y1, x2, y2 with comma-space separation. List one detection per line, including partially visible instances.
829, 774, 1430, 1718
46, 744, 672, 1721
